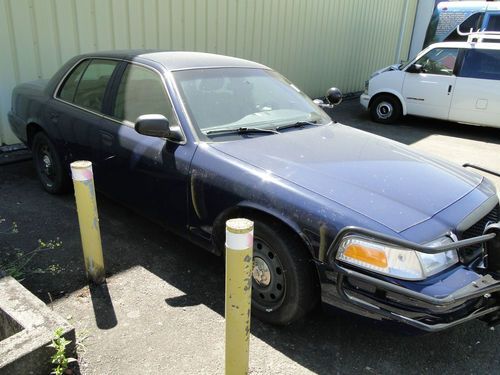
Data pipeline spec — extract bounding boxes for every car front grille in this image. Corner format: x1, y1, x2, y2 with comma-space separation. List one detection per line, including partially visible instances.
459, 204, 499, 261
461, 205, 499, 240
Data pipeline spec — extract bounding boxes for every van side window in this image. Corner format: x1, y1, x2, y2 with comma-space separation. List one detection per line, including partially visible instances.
485, 15, 500, 31
460, 49, 500, 80
414, 48, 459, 76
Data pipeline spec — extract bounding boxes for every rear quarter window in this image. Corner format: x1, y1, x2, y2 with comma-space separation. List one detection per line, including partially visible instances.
72, 59, 118, 112
57, 59, 90, 102
459, 49, 500, 80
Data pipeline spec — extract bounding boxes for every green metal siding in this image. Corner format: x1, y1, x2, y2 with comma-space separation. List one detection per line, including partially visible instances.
0, 0, 418, 145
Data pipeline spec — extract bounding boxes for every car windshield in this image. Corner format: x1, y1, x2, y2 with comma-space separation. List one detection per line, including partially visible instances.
172, 67, 331, 138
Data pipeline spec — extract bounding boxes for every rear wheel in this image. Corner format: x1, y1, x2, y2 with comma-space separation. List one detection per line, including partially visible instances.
370, 94, 402, 124
249, 219, 319, 325
32, 132, 70, 194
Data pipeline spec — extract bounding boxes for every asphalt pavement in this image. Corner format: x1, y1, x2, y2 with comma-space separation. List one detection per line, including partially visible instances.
0, 99, 499, 374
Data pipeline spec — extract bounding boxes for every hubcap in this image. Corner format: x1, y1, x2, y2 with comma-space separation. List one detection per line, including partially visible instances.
253, 257, 271, 287
251, 237, 286, 311
36, 143, 56, 187
376, 101, 393, 119
42, 154, 52, 174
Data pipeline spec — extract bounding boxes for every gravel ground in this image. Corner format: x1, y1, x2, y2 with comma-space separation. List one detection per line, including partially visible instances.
0, 98, 499, 374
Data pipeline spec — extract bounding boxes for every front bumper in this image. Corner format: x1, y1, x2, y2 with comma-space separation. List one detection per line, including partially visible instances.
317, 225, 500, 332
360, 94, 370, 110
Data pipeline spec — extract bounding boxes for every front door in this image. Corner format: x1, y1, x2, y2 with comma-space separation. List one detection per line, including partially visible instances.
96, 62, 195, 228
402, 47, 459, 120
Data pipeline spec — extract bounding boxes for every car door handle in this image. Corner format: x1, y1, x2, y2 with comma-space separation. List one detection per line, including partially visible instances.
447, 85, 452, 95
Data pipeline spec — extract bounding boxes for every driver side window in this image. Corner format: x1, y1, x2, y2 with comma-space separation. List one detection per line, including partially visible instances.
415, 48, 459, 76
112, 63, 176, 125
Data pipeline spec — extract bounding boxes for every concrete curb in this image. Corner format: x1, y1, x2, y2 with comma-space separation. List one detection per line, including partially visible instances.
0, 276, 75, 375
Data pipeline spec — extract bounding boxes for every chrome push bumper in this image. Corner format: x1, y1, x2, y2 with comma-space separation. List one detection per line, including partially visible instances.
319, 224, 500, 332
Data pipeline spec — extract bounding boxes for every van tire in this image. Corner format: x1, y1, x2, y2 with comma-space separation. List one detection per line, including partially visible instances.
370, 95, 402, 124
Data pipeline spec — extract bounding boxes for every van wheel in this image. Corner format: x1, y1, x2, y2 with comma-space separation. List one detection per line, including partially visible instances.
248, 219, 319, 325
32, 132, 70, 194
370, 95, 402, 124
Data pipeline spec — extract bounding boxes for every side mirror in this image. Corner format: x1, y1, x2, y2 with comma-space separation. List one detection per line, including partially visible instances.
326, 87, 343, 106
406, 63, 423, 73
134, 114, 184, 141
314, 87, 343, 108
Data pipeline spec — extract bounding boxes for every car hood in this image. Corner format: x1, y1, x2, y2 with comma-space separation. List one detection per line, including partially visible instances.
369, 64, 401, 79
209, 124, 483, 233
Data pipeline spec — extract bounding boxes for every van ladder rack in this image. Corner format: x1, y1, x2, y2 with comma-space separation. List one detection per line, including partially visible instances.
456, 27, 500, 43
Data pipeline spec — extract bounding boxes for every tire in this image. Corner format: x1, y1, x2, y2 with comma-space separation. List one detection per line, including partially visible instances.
370, 94, 402, 124
248, 218, 319, 325
31, 132, 71, 194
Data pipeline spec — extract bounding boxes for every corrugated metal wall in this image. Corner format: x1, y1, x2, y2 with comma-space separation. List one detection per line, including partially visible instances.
0, 0, 418, 145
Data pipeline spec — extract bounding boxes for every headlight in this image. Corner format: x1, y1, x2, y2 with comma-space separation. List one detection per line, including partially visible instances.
363, 80, 369, 94
336, 236, 458, 280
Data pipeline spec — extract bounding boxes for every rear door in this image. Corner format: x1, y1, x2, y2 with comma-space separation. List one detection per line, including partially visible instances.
402, 47, 459, 120
449, 48, 500, 128
51, 59, 120, 162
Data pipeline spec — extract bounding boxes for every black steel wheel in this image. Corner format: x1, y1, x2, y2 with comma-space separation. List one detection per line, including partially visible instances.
32, 132, 70, 194
250, 219, 319, 325
252, 236, 287, 311
370, 94, 402, 124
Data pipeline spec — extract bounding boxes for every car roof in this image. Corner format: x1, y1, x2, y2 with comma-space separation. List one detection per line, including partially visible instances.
78, 50, 269, 71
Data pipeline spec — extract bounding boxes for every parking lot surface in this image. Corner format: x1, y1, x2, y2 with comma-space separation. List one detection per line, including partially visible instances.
0, 99, 499, 374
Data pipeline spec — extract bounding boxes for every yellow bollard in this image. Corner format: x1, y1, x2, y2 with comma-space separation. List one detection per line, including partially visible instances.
225, 218, 254, 375
70, 161, 105, 284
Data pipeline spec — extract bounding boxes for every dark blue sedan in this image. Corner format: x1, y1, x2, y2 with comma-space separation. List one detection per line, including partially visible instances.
8, 51, 500, 331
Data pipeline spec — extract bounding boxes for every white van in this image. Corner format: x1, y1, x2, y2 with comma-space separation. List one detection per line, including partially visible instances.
360, 35, 500, 128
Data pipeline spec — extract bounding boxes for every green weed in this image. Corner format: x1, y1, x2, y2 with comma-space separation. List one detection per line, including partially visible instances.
48, 327, 76, 375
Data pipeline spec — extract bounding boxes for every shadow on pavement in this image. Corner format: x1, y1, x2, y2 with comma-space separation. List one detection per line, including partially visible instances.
89, 282, 118, 330
1, 159, 499, 374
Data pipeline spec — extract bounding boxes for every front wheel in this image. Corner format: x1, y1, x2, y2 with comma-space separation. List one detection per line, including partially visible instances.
370, 94, 402, 124
249, 219, 319, 325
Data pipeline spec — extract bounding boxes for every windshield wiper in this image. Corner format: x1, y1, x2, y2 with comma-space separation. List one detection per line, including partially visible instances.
205, 127, 278, 136
275, 120, 318, 132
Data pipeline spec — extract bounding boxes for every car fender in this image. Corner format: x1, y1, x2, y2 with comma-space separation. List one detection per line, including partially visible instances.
369, 89, 408, 115
212, 200, 315, 256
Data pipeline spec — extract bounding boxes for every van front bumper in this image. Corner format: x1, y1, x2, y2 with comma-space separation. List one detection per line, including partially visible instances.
316, 226, 500, 332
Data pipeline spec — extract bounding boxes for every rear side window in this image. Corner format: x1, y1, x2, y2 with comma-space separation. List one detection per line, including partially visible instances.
73, 59, 118, 112
414, 48, 459, 76
460, 49, 500, 80
58, 60, 90, 102
113, 64, 175, 124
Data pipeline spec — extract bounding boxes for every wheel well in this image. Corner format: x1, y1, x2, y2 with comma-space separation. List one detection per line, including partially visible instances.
368, 92, 401, 110
212, 206, 314, 258
26, 123, 44, 149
